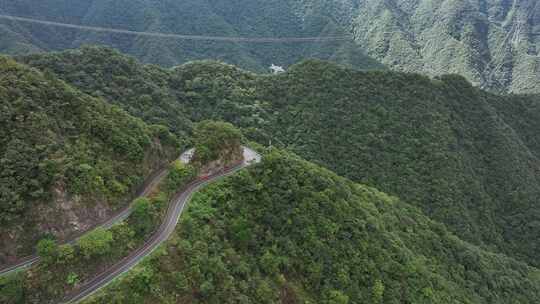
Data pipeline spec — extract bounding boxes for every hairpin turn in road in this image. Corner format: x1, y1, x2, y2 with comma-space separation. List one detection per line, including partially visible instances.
62, 147, 260, 304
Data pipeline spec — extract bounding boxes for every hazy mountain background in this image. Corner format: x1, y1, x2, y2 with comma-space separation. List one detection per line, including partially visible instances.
327, 0, 540, 93
1, 0, 540, 301
1, 0, 540, 93
0, 0, 384, 72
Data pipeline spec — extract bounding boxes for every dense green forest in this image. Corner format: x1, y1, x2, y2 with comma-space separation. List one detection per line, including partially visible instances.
3, 46, 540, 302
2, 0, 540, 93
0, 157, 197, 304
192, 120, 243, 168
0, 119, 247, 304
19, 47, 540, 269
0, 0, 384, 72
0, 55, 180, 264
83, 149, 540, 303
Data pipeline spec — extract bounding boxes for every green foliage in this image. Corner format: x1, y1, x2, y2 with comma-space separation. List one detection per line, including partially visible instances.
18, 48, 540, 266
3, 3, 384, 72
77, 228, 113, 259
57, 244, 75, 265
36, 238, 59, 265
36, 238, 76, 267
84, 149, 540, 304
129, 198, 155, 237
164, 161, 197, 195
6, 48, 540, 303
68, 164, 105, 195
161, 59, 540, 267
371, 279, 384, 304
260, 251, 280, 275
193, 120, 243, 166
0, 56, 180, 260
325, 290, 349, 304
0, 273, 24, 304
0, 178, 172, 303
66, 272, 79, 286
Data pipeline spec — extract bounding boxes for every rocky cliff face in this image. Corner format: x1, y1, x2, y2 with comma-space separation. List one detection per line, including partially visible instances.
0, 139, 173, 265
195, 146, 244, 176
295, 0, 540, 93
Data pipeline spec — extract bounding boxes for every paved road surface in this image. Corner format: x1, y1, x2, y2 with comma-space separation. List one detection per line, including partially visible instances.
0, 160, 174, 277
60, 147, 260, 303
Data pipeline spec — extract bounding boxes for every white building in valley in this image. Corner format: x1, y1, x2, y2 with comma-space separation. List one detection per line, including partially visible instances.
270, 64, 285, 74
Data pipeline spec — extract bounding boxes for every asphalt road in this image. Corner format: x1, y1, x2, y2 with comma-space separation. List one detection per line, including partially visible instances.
61, 147, 260, 304
0, 160, 174, 277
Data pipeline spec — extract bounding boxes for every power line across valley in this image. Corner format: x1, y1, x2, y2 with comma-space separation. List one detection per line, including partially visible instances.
0, 14, 350, 43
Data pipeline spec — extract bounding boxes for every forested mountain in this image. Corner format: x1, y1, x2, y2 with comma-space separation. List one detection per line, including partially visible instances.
85, 149, 540, 303
0, 45, 540, 302
0, 0, 383, 72
295, 0, 540, 93
2, 0, 540, 93
19, 47, 540, 269
0, 55, 180, 264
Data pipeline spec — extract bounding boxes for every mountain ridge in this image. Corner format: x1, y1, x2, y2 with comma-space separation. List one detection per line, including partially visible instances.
18, 46, 540, 268
0, 55, 180, 264
2, 0, 540, 92
82, 148, 540, 304
0, 0, 383, 72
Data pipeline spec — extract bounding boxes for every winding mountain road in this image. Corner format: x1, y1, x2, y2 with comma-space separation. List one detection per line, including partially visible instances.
61, 147, 260, 303
0, 159, 173, 277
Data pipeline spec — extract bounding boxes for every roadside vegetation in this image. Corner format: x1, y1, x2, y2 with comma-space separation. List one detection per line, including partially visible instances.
0, 118, 245, 303
2, 47, 540, 302
83, 149, 540, 304
0, 158, 197, 304
0, 55, 180, 263
21, 47, 540, 267
192, 120, 243, 169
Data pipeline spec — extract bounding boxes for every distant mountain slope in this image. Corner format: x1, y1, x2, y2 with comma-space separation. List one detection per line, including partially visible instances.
294, 0, 540, 93
19, 47, 540, 268
0, 56, 180, 264
0, 0, 384, 72
260, 63, 540, 264
172, 59, 540, 266
84, 149, 540, 304
3, 0, 540, 93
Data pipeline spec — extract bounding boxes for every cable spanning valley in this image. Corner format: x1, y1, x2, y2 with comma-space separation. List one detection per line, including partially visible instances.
0, 14, 350, 43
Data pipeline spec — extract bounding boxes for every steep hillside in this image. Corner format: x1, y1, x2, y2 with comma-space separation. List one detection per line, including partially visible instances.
294, 0, 540, 93
0, 57, 180, 264
19, 48, 540, 267
19, 46, 194, 141
3, 0, 540, 93
84, 149, 540, 304
0, 0, 383, 72
257, 61, 540, 255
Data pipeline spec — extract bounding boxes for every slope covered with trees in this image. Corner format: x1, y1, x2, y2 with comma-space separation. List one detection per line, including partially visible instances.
0, 0, 384, 72
84, 149, 540, 303
0, 153, 199, 304
3, 0, 540, 93
0, 56, 180, 264
250, 61, 540, 267
291, 0, 540, 93
18, 47, 540, 268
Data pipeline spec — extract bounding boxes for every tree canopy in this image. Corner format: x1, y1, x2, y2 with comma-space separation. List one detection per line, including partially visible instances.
84, 149, 540, 304
193, 120, 243, 166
